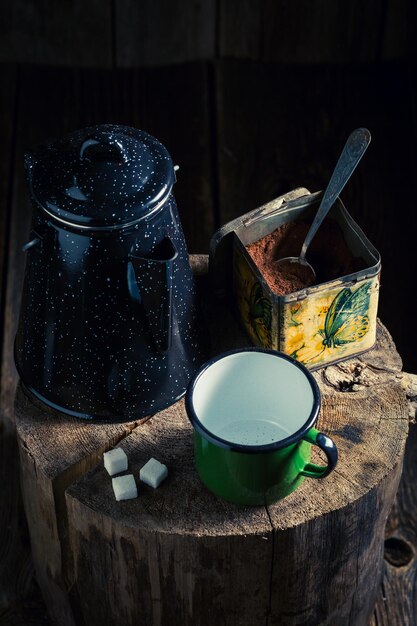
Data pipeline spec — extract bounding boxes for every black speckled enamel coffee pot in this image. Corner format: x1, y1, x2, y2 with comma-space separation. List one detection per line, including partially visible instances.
15, 124, 205, 420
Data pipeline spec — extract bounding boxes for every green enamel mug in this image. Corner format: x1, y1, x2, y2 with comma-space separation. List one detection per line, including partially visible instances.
185, 348, 338, 505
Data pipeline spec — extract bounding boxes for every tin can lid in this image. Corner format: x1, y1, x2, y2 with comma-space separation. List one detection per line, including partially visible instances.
26, 124, 175, 230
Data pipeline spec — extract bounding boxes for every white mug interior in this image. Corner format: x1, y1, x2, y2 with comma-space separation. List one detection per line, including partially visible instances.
191, 351, 316, 447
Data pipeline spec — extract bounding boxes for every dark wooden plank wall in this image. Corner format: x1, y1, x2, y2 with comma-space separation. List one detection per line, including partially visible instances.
0, 1, 113, 67
0, 0, 413, 66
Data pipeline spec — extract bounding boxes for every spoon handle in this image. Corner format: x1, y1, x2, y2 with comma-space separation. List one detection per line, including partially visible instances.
300, 128, 371, 261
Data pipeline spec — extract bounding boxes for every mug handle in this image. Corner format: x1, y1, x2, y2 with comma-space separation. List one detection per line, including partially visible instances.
300, 428, 338, 478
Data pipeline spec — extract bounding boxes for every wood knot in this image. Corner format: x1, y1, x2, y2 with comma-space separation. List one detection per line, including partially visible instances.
324, 361, 375, 392
403, 373, 417, 423
338, 380, 357, 392
384, 537, 414, 567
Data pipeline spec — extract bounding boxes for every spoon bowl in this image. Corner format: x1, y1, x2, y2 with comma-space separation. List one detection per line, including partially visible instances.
272, 256, 316, 290
275, 128, 372, 287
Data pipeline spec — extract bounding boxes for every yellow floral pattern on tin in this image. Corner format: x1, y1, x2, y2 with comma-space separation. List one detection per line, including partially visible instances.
282, 277, 379, 367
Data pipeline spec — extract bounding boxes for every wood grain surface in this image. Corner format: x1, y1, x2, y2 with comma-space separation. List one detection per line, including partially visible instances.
371, 423, 417, 626
15, 293, 410, 625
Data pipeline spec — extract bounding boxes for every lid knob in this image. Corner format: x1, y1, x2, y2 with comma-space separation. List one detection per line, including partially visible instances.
79, 137, 129, 164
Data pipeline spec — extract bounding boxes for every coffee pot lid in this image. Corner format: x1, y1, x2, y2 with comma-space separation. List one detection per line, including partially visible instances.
26, 124, 175, 230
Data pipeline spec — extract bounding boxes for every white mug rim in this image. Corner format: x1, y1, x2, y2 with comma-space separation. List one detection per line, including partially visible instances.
185, 348, 321, 454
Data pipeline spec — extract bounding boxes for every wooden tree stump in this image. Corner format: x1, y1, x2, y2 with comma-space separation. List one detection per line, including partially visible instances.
15, 257, 410, 626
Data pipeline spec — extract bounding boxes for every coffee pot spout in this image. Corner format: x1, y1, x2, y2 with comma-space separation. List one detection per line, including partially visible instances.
129, 237, 178, 354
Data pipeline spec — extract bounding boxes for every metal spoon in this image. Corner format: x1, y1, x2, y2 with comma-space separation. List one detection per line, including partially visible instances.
275, 127, 371, 286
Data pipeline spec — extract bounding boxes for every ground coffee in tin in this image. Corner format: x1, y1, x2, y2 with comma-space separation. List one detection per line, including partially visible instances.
246, 218, 365, 295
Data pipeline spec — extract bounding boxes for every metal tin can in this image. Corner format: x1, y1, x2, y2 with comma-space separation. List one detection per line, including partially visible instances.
210, 189, 381, 370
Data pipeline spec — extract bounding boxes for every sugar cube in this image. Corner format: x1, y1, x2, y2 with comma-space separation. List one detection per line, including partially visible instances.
103, 447, 128, 476
112, 474, 137, 501
140, 458, 168, 488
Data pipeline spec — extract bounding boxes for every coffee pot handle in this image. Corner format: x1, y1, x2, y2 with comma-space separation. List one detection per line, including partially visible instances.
129, 237, 178, 354
22, 237, 41, 252
22, 230, 43, 252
